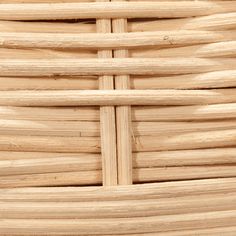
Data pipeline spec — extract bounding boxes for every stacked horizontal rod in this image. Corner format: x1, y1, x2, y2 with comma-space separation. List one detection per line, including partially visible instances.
0, 0, 236, 235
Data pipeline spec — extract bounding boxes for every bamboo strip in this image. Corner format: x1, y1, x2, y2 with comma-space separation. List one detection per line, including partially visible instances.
0, 103, 235, 122
0, 154, 101, 176
132, 103, 236, 121
0, 1, 235, 20
1, 89, 236, 106
0, 171, 102, 188
0, 20, 95, 33
0, 58, 234, 76
0, 31, 235, 49
0, 147, 235, 176
0, 120, 100, 137
129, 12, 236, 31
0, 210, 235, 234
133, 129, 236, 152
0, 48, 96, 59
0, 165, 235, 188
131, 70, 236, 90
134, 148, 236, 168
133, 120, 236, 136
112, 2, 132, 185
1, 178, 235, 202
0, 135, 100, 153
0, 193, 235, 219
97, 4, 117, 186
0, 76, 98, 90
134, 166, 236, 183
131, 41, 236, 58
2, 119, 236, 137
136, 226, 236, 236
0, 106, 99, 121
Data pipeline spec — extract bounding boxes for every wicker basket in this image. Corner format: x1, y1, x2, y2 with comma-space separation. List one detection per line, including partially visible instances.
0, 0, 236, 235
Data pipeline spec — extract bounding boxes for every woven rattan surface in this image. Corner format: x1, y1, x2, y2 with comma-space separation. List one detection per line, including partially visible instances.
0, 0, 236, 235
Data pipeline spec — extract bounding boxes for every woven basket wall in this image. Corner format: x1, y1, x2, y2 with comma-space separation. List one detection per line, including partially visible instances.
0, 0, 236, 235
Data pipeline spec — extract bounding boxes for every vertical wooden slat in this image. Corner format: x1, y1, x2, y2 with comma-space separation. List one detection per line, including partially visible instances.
96, 4, 118, 186
112, 3, 133, 185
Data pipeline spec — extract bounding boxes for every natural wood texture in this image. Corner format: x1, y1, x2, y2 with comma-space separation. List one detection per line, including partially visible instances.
0, 106, 99, 121
0, 135, 100, 153
0, 1, 234, 20
0, 76, 98, 90
129, 12, 236, 31
0, 89, 236, 106
0, 193, 235, 219
134, 166, 236, 183
1, 178, 235, 202
132, 41, 236, 58
0, 120, 100, 137
97, 5, 117, 186
1, 30, 235, 49
0, 171, 102, 188
0, 20, 95, 33
0, 210, 235, 234
0, 153, 101, 176
133, 129, 236, 152
0, 58, 234, 76
133, 120, 236, 136
132, 103, 236, 121
112, 2, 132, 185
131, 70, 236, 90
134, 148, 236, 168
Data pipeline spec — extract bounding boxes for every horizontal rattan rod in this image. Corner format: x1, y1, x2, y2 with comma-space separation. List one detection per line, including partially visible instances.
131, 70, 236, 90
0, 170, 102, 188
156, 227, 236, 236
129, 12, 236, 32
1, 147, 236, 176
0, 1, 234, 20
133, 103, 236, 121
0, 135, 100, 153
1, 178, 235, 202
132, 41, 236, 58
0, 120, 100, 137
1, 89, 236, 106
0, 48, 96, 60
0, 58, 234, 76
2, 119, 236, 137
0, 193, 235, 219
0, 31, 234, 49
133, 120, 236, 136
134, 148, 236, 168
0, 210, 235, 235
0, 76, 98, 91
1, 103, 236, 122
135, 166, 236, 183
0, 155, 101, 176
0, 20, 95, 33
133, 129, 236, 152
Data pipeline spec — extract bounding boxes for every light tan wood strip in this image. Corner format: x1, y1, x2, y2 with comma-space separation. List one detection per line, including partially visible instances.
97, 0, 117, 186
133, 129, 236, 152
0, 193, 235, 219
0, 30, 235, 49
112, 4, 132, 185
0, 58, 234, 76
134, 148, 236, 168
0, 89, 236, 106
0, 210, 235, 234
131, 70, 236, 90
1, 178, 235, 202
0, 1, 235, 20
129, 12, 236, 31
0, 135, 100, 153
